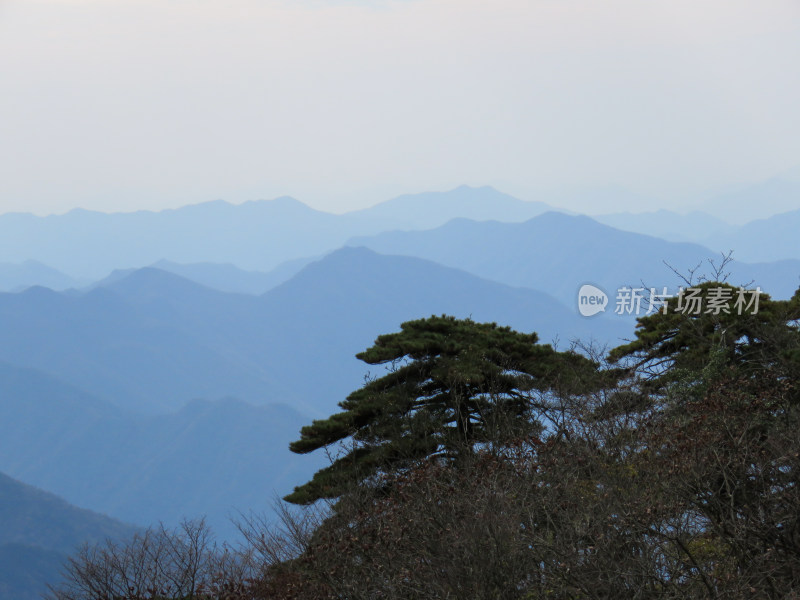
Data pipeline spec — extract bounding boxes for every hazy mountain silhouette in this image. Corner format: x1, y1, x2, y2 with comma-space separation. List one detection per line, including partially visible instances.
701, 176, 800, 225
0, 197, 344, 279
87, 257, 318, 295
0, 282, 289, 413
0, 470, 136, 555
149, 259, 276, 294
121, 249, 627, 413
0, 247, 630, 418
551, 185, 658, 212
257, 255, 320, 292
347, 185, 556, 229
347, 212, 800, 303
0, 184, 795, 282
3, 184, 796, 594
705, 209, 800, 263
0, 361, 323, 542
0, 470, 137, 600
593, 210, 735, 243
0, 260, 83, 292
0, 243, 665, 555
0, 186, 553, 280
253, 247, 628, 415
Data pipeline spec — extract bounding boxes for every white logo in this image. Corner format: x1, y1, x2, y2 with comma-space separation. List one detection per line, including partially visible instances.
578, 284, 608, 317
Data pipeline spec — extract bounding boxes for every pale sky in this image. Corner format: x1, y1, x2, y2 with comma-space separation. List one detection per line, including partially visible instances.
1, 0, 799, 215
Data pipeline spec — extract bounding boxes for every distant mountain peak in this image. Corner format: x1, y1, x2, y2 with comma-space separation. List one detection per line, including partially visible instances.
17, 284, 62, 299
284, 246, 383, 277
97, 266, 222, 298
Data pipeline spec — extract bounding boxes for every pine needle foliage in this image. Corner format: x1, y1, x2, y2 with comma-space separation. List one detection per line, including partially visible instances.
284, 315, 601, 505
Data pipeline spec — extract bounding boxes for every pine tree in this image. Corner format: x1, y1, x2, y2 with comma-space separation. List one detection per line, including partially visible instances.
609, 282, 800, 389
284, 315, 602, 505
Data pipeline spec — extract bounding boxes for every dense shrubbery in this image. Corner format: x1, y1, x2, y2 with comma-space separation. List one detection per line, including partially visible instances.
51, 283, 800, 599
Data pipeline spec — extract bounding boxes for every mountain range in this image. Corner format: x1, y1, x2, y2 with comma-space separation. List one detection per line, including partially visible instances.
0, 246, 628, 547
2, 182, 798, 598
0, 246, 627, 416
0, 186, 555, 280
0, 183, 797, 296
0, 470, 137, 600
699, 175, 800, 225
592, 210, 735, 244
347, 212, 800, 304
0, 360, 322, 541
0, 260, 85, 292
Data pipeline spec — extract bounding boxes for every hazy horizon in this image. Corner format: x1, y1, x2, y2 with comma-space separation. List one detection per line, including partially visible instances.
0, 178, 798, 224
2, 0, 799, 217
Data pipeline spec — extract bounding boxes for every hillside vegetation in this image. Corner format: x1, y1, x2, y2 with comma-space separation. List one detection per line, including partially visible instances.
50, 282, 800, 599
